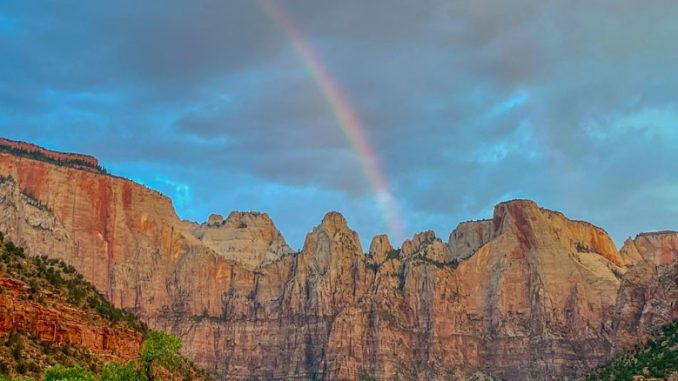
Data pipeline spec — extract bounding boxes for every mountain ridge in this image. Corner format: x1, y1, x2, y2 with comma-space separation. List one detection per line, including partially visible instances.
0, 136, 630, 254
0, 138, 676, 380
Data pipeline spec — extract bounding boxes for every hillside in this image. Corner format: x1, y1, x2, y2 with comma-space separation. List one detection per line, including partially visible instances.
585, 319, 678, 380
0, 233, 210, 380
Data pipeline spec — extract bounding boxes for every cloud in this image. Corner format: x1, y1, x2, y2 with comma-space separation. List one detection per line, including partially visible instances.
1, 0, 678, 247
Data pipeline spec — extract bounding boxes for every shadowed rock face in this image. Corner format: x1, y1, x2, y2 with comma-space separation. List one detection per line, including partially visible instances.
612, 232, 678, 352
0, 143, 676, 381
448, 219, 493, 260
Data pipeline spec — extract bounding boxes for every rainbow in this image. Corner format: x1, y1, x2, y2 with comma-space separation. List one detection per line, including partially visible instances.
259, 0, 407, 243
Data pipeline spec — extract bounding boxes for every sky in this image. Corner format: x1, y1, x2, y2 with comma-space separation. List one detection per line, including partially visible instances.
1, 1, 678, 250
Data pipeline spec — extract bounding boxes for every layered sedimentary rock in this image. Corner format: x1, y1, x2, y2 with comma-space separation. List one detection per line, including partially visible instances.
0, 138, 676, 381
0, 276, 142, 362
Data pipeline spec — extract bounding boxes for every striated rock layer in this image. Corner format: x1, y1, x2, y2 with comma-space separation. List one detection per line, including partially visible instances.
0, 276, 142, 362
0, 139, 676, 380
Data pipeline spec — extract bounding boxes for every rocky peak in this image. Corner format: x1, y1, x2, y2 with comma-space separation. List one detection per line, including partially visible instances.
224, 211, 278, 238
400, 230, 450, 263
207, 213, 224, 225
368, 234, 393, 264
302, 212, 361, 254
292, 212, 366, 316
190, 211, 293, 269
632, 231, 678, 265
319, 211, 350, 235
491, 199, 540, 236
491, 199, 623, 266
401, 230, 437, 257
619, 238, 643, 266
448, 219, 493, 260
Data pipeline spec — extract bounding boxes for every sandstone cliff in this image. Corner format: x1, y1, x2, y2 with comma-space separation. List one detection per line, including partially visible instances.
448, 219, 493, 261
612, 232, 678, 352
188, 211, 295, 270
0, 138, 676, 381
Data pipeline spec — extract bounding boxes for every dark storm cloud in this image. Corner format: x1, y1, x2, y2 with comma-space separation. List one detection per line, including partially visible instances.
1, 0, 678, 247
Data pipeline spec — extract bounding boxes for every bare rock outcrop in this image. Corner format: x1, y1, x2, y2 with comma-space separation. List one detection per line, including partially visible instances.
189, 211, 294, 270
448, 219, 493, 260
368, 234, 393, 264
619, 238, 644, 267
612, 232, 678, 352
401, 230, 450, 263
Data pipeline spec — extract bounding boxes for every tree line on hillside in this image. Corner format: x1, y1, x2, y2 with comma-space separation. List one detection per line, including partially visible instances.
585, 319, 677, 380
1, 331, 186, 381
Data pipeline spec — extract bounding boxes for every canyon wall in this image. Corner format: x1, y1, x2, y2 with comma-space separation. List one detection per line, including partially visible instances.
0, 139, 676, 380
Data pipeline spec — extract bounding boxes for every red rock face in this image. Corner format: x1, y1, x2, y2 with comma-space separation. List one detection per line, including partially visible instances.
0, 138, 100, 171
0, 143, 676, 381
0, 276, 142, 361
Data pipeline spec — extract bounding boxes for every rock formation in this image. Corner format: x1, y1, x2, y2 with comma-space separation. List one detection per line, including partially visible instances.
0, 137, 102, 173
0, 138, 676, 381
448, 220, 493, 260
0, 276, 142, 362
612, 232, 678, 352
188, 211, 295, 270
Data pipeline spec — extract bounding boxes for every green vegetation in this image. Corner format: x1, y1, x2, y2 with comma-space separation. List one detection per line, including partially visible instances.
575, 242, 595, 253
43, 366, 95, 381
358, 370, 376, 381
0, 329, 102, 380
386, 249, 402, 260
466, 372, 500, 381
0, 235, 145, 333
140, 331, 183, 381
377, 309, 397, 325
100, 361, 144, 381
0, 325, 207, 380
365, 262, 380, 273
411, 255, 459, 269
0, 330, 208, 380
392, 360, 427, 381
585, 319, 678, 380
